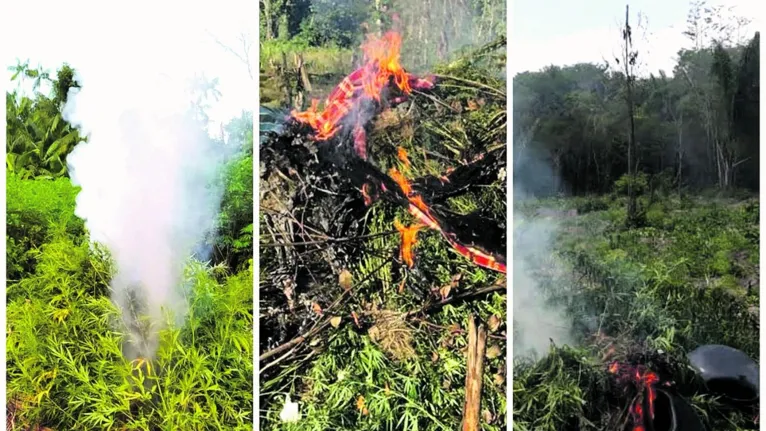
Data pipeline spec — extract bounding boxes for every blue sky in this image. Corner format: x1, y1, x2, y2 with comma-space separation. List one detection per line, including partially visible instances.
511, 0, 761, 76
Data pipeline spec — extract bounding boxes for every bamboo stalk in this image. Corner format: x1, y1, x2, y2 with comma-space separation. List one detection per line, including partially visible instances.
461, 315, 487, 431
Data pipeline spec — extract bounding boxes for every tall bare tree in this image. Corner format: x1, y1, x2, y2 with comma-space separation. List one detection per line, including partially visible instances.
620, 4, 641, 226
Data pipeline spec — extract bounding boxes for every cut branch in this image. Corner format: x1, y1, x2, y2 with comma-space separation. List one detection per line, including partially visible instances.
461, 314, 487, 431
407, 284, 506, 318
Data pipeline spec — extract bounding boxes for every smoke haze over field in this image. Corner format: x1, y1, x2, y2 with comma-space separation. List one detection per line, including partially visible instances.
513, 148, 574, 358
513, 215, 574, 358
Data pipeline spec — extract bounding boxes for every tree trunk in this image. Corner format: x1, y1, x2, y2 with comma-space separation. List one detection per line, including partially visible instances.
623, 4, 638, 225
263, 0, 273, 40
280, 52, 292, 107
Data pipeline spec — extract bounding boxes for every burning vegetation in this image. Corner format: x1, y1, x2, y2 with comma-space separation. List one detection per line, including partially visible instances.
260, 28, 507, 430
512, 198, 759, 430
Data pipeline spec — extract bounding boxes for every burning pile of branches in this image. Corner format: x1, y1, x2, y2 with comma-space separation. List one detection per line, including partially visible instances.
260, 30, 507, 428
287, 30, 506, 274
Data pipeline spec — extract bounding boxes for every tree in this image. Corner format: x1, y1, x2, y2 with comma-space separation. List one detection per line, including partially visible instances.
6, 63, 83, 179
620, 4, 642, 226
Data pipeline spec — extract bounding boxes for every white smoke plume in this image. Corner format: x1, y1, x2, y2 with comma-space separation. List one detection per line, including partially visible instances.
513, 149, 574, 359
58, 0, 252, 360
513, 215, 574, 358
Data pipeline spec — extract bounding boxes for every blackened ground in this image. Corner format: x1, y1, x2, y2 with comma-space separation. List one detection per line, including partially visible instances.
259, 117, 506, 356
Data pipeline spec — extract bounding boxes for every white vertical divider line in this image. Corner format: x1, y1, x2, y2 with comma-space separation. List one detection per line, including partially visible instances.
253, 7, 261, 429
506, 0, 514, 428
759, 28, 764, 431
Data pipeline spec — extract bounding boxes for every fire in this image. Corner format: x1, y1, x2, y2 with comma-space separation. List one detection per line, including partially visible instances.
290, 31, 434, 160
387, 163, 506, 273
360, 31, 411, 98
409, 195, 429, 212
388, 166, 412, 196
397, 146, 411, 169
608, 362, 663, 430
288, 30, 506, 274
394, 220, 422, 267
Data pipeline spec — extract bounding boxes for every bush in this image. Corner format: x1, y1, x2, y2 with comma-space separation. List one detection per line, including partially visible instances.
6, 172, 83, 280
515, 195, 759, 430
613, 172, 649, 196
6, 233, 254, 430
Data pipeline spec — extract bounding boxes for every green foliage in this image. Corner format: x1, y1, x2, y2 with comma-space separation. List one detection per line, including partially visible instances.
6, 233, 253, 430
514, 196, 759, 430
613, 172, 648, 196
6, 62, 255, 428
216, 112, 254, 271
297, 0, 371, 49
513, 32, 760, 196
259, 0, 506, 76
260, 39, 507, 430
6, 172, 83, 280
6, 168, 255, 429
513, 346, 607, 431
7, 63, 84, 179
259, 40, 353, 75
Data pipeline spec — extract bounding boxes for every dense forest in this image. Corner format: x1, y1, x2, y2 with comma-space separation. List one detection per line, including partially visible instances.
259, 1, 508, 430
6, 63, 254, 429
514, 9, 759, 197
513, 3, 760, 430
260, 0, 505, 66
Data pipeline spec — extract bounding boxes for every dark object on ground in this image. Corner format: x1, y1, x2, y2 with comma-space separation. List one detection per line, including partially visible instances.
259, 106, 290, 137
644, 388, 706, 431
688, 344, 759, 402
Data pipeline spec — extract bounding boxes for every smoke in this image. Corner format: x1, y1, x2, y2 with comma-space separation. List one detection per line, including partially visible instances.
513, 142, 574, 359
60, 1, 247, 360
513, 214, 574, 358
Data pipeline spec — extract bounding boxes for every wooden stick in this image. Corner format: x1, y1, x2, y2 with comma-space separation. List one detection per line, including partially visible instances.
461, 315, 487, 431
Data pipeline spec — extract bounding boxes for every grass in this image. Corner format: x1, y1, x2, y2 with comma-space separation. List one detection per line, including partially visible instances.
260, 40, 353, 76
6, 169, 254, 430
513, 192, 759, 430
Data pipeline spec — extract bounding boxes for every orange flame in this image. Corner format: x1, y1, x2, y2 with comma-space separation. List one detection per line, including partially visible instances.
410, 195, 430, 213
394, 220, 422, 267
609, 362, 661, 430
388, 166, 412, 196
397, 146, 411, 169
361, 31, 411, 99
291, 31, 415, 143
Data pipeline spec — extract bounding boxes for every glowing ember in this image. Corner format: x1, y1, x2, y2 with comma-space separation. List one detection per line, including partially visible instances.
353, 126, 368, 159
361, 183, 374, 206
608, 362, 665, 431
394, 220, 422, 267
